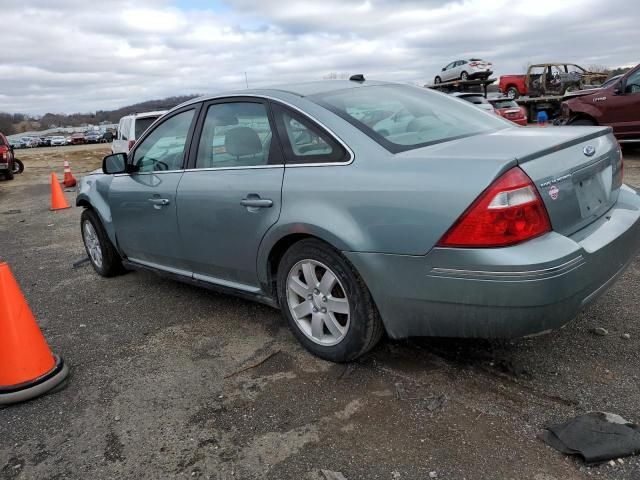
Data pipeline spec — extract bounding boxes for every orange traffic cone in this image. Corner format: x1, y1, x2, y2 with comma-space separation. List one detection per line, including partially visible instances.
62, 159, 77, 188
0, 263, 69, 404
50, 172, 70, 210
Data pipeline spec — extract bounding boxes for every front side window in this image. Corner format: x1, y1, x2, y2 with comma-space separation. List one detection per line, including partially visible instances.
272, 104, 347, 164
131, 109, 194, 172
625, 69, 640, 94
312, 85, 508, 153
196, 102, 275, 168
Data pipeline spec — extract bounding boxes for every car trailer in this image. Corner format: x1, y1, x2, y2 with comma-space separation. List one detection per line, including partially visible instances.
426, 77, 497, 98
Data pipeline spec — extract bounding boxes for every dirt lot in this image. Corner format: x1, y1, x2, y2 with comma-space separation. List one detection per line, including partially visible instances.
1, 143, 640, 480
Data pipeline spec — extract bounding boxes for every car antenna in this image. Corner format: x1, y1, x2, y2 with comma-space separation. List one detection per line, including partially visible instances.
349, 74, 365, 82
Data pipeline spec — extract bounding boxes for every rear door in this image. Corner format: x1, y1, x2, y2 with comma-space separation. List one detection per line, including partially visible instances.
176, 98, 284, 289
109, 107, 199, 272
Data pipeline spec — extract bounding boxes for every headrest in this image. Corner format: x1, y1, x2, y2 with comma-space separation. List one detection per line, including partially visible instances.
224, 127, 262, 157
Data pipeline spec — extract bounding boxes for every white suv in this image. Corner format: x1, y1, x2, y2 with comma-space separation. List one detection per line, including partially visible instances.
434, 59, 493, 84
112, 110, 167, 154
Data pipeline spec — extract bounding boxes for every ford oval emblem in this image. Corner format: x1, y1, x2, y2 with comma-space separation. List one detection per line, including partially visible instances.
583, 145, 596, 157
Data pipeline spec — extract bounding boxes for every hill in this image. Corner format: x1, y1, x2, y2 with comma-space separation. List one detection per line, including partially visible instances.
0, 95, 200, 135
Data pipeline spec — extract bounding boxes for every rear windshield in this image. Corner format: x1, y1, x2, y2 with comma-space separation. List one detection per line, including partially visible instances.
135, 116, 160, 139
490, 99, 519, 109
458, 95, 489, 104
312, 85, 507, 153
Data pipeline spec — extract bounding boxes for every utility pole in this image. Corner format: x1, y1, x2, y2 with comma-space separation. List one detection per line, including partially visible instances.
245, 72, 249, 89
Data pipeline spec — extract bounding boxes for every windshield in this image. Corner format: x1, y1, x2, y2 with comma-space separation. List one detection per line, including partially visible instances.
312, 85, 508, 153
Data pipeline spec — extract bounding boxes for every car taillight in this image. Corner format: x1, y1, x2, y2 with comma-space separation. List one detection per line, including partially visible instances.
0, 146, 7, 160
615, 140, 624, 188
128, 140, 135, 150
438, 167, 551, 248
469, 62, 478, 67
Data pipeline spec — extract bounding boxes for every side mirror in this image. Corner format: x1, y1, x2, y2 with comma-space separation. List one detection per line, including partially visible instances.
102, 153, 127, 174
442, 67, 446, 71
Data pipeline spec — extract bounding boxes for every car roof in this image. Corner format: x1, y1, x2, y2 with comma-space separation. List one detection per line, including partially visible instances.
179, 79, 396, 108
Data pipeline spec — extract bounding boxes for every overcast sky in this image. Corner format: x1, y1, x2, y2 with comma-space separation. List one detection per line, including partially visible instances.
0, 0, 638, 114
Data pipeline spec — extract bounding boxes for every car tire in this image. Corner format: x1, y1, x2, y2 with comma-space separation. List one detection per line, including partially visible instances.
277, 239, 384, 362
506, 87, 519, 99
11, 158, 24, 174
568, 118, 596, 126
434, 76, 441, 84
460, 71, 469, 81
81, 208, 125, 277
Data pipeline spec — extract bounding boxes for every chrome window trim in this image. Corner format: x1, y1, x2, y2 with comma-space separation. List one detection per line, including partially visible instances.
113, 169, 185, 177
192, 94, 355, 167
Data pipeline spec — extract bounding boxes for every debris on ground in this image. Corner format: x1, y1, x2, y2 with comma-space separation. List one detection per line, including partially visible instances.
321, 469, 348, 480
591, 327, 609, 336
542, 412, 640, 463
622, 333, 631, 340
395, 382, 408, 401
223, 350, 281, 379
72, 257, 90, 268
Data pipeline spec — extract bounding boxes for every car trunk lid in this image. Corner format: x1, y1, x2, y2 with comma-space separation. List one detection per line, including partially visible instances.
396, 126, 622, 237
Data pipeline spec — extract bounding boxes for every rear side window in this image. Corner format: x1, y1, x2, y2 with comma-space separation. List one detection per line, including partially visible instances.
491, 99, 519, 109
271, 103, 347, 164
135, 117, 159, 140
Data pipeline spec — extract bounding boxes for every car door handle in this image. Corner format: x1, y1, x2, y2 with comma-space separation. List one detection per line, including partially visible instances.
241, 197, 273, 208
148, 198, 170, 206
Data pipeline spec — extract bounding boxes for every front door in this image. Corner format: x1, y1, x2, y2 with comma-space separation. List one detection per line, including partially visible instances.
176, 99, 284, 289
109, 107, 198, 272
601, 68, 640, 139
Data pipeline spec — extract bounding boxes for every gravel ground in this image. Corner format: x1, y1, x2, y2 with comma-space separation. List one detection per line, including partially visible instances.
1, 143, 640, 480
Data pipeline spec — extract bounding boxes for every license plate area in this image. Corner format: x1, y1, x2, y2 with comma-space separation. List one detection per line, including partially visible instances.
573, 157, 613, 219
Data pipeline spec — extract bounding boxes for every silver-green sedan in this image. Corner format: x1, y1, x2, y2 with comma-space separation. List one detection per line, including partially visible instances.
77, 79, 639, 362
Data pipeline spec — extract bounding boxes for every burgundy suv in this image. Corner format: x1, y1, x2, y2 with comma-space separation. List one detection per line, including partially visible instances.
562, 63, 640, 143
0, 133, 17, 180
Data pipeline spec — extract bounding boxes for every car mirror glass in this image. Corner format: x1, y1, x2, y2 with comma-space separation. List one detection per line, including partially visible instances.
102, 153, 127, 174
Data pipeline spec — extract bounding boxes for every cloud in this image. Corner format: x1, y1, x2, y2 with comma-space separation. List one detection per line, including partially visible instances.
0, 0, 637, 114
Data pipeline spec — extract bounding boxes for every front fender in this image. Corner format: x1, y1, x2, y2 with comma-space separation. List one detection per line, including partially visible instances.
565, 99, 602, 123
76, 173, 118, 249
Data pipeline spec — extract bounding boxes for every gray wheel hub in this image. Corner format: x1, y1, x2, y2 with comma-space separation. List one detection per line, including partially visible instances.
286, 259, 350, 346
83, 221, 103, 269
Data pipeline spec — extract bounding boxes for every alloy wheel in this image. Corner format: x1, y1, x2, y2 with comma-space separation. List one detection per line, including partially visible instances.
83, 221, 103, 269
286, 259, 350, 346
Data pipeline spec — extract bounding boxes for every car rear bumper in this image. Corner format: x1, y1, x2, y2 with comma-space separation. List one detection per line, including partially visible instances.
468, 70, 493, 79
345, 185, 640, 339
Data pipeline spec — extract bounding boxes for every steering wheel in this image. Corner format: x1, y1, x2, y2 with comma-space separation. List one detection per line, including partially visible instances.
154, 160, 169, 171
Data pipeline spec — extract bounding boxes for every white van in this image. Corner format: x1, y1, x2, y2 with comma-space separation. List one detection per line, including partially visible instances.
112, 110, 167, 154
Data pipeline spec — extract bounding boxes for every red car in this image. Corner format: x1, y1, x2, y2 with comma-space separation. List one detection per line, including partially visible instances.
488, 98, 528, 126
0, 133, 18, 180
70, 132, 86, 145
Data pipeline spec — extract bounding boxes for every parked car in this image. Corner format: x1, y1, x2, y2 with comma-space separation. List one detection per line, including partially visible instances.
9, 138, 23, 149
70, 132, 86, 145
39, 137, 51, 147
112, 110, 167, 154
488, 98, 528, 126
450, 92, 496, 113
77, 79, 638, 362
561, 63, 640, 143
84, 131, 102, 144
372, 108, 414, 136
49, 136, 67, 146
434, 59, 493, 84
0, 132, 17, 180
499, 63, 608, 99
20, 137, 36, 148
